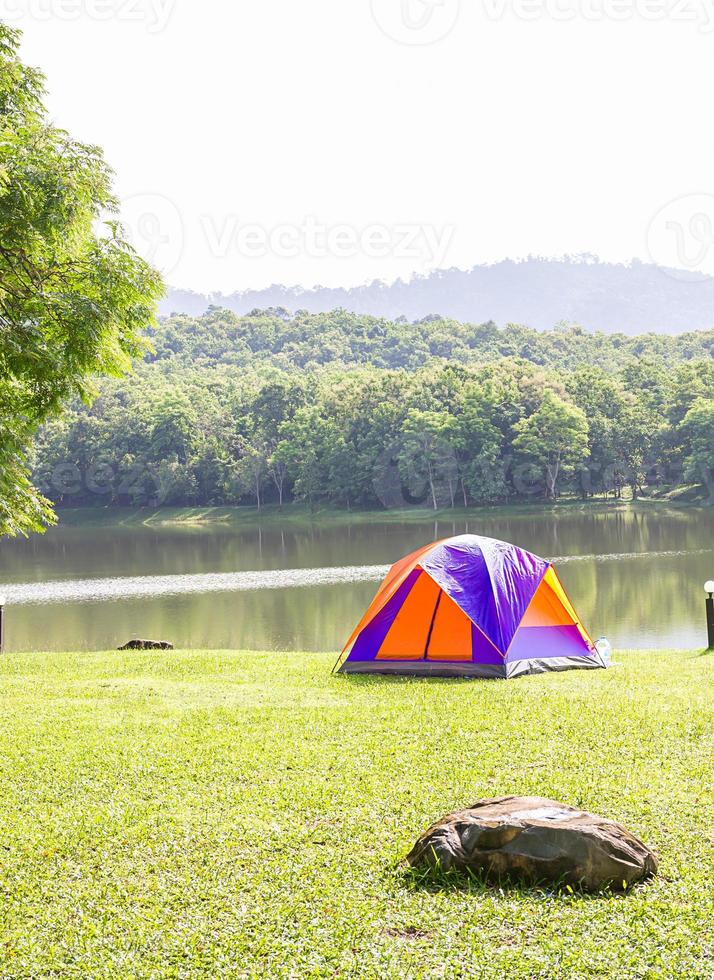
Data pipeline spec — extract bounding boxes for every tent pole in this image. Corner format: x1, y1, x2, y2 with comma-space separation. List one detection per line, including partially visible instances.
423, 591, 443, 660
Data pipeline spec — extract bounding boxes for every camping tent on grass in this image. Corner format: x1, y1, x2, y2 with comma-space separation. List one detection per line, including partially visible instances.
335, 534, 604, 679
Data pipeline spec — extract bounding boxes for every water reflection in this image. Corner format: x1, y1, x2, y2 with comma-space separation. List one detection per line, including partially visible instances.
0, 508, 711, 652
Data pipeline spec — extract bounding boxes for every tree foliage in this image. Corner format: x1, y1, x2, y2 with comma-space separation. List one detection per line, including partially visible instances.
513, 392, 589, 499
29, 312, 714, 512
681, 398, 714, 493
0, 24, 162, 536
148, 306, 714, 373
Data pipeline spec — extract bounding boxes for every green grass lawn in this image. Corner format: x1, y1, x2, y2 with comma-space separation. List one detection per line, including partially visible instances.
0, 650, 711, 979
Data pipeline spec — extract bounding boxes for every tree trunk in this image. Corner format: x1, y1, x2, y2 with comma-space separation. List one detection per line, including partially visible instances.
271, 464, 286, 509
427, 461, 437, 510
546, 457, 560, 500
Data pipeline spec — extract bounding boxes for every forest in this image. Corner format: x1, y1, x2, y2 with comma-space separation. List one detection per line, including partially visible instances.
31, 307, 714, 511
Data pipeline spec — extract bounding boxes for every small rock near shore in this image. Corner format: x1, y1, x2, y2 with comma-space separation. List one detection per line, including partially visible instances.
118, 639, 174, 651
406, 795, 658, 892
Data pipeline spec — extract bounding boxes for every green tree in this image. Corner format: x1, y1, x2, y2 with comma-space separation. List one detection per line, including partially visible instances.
399, 409, 458, 510
453, 383, 506, 504
513, 392, 589, 499
232, 440, 269, 510
566, 367, 630, 497
681, 397, 714, 496
276, 408, 329, 509
0, 24, 162, 535
610, 395, 660, 499
148, 393, 198, 465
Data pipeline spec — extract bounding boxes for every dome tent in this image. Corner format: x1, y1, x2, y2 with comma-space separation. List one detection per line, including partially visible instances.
336, 535, 604, 679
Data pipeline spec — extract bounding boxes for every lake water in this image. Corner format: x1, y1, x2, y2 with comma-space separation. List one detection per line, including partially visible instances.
0, 508, 711, 653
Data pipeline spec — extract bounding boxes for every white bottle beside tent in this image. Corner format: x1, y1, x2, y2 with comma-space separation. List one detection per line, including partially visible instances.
595, 637, 612, 667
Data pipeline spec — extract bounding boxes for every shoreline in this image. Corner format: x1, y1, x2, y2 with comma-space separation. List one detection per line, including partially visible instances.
51, 496, 712, 530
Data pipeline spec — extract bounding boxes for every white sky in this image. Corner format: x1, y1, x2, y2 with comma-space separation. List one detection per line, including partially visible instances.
9, 0, 714, 292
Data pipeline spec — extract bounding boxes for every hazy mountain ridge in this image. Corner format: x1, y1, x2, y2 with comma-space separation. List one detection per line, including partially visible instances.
159, 258, 714, 335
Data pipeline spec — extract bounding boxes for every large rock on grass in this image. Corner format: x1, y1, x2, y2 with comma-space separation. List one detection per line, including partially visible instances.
406, 796, 657, 892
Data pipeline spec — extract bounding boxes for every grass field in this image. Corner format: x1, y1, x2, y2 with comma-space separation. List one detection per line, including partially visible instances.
0, 649, 712, 978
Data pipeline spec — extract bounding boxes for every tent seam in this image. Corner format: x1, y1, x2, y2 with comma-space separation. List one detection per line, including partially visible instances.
419, 564, 506, 660
423, 590, 443, 660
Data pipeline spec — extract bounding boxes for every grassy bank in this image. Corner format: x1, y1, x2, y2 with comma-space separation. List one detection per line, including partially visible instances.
0, 650, 712, 978
53, 496, 707, 530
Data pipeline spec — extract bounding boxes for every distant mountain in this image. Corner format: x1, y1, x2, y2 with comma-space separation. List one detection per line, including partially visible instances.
159, 258, 714, 335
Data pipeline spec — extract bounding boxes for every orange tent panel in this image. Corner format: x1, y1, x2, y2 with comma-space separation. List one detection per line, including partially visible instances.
520, 576, 573, 628
543, 565, 594, 646
340, 541, 442, 655
376, 571, 440, 660
426, 589, 473, 661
